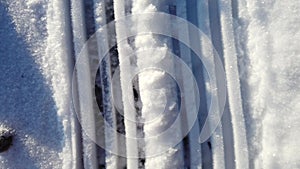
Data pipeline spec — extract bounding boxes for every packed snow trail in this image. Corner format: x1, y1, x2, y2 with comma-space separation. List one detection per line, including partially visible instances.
132, 1, 187, 168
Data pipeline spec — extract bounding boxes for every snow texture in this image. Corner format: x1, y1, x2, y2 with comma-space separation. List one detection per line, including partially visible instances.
1, 0, 300, 168
237, 0, 300, 168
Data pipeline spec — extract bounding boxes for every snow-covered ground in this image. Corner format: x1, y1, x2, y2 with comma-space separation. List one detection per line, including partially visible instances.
236, 0, 300, 168
0, 0, 300, 168
0, 0, 79, 168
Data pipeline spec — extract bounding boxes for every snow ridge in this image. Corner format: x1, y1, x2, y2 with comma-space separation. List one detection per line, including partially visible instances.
217, 0, 249, 168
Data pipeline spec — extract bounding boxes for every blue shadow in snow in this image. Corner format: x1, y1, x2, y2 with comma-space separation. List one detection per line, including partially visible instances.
0, 2, 64, 168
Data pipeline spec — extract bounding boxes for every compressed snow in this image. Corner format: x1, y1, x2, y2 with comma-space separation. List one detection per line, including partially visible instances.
113, 0, 139, 168
132, 1, 184, 168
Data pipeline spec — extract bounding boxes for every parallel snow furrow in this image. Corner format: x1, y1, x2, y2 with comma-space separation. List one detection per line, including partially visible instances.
207, 0, 237, 169
113, 0, 139, 168
174, 1, 202, 168
93, 0, 121, 168
71, 2, 99, 167
45, 0, 83, 168
95, 0, 130, 168
70, 0, 95, 168
195, 1, 226, 169
217, 0, 250, 169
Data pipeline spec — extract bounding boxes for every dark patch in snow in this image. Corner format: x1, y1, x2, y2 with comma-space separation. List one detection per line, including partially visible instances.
0, 128, 14, 153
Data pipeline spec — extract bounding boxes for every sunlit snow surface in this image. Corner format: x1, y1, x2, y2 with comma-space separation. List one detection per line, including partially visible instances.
1, 0, 300, 168
0, 1, 63, 168
237, 0, 300, 168
1, 0, 78, 168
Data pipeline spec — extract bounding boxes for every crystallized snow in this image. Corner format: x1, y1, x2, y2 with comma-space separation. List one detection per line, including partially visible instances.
114, 0, 139, 168
1, 0, 300, 168
218, 0, 249, 168
0, 0, 79, 168
0, 1, 63, 168
132, 1, 184, 168
237, 0, 300, 168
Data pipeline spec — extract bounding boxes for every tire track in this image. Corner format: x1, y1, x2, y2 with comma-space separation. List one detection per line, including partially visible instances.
72, 0, 249, 168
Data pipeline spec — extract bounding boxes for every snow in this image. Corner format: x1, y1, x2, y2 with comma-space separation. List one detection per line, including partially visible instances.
45, 0, 82, 167
217, 0, 249, 168
95, 0, 123, 168
132, 1, 187, 168
191, 0, 227, 168
70, 0, 98, 168
173, 1, 203, 167
237, 0, 300, 168
0, 0, 82, 168
0, 0, 70, 168
1, 0, 300, 168
113, 0, 139, 168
